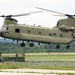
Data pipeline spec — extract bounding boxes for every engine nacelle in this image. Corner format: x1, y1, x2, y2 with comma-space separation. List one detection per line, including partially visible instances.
60, 25, 74, 31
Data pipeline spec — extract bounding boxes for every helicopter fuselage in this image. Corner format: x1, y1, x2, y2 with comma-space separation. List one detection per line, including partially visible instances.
0, 23, 74, 45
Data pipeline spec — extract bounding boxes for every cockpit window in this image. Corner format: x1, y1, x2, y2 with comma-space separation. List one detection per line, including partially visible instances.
6, 27, 9, 30
1, 25, 7, 30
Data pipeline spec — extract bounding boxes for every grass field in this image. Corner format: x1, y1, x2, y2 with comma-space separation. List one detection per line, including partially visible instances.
0, 53, 75, 70
3, 53, 75, 61
25, 53, 75, 61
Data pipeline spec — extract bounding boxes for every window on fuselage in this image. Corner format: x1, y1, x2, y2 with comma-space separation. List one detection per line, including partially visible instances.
6, 27, 9, 30
38, 31, 41, 35
49, 33, 52, 36
28, 30, 31, 34
60, 34, 63, 38
15, 28, 20, 33
53, 33, 56, 36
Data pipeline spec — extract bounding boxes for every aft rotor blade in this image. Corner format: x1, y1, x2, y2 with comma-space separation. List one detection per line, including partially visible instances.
52, 15, 66, 17
36, 7, 75, 18
36, 7, 65, 15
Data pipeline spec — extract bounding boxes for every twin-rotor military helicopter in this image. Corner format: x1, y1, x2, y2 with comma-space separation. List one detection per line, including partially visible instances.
0, 7, 75, 49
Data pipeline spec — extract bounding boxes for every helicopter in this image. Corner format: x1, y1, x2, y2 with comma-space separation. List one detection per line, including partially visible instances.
0, 8, 75, 49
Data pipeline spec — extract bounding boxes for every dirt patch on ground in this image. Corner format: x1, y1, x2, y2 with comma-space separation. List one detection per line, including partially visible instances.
0, 69, 75, 74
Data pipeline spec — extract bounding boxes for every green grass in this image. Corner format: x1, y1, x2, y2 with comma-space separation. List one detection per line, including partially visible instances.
3, 53, 75, 61
25, 53, 75, 61
56, 73, 75, 75
0, 53, 75, 70
0, 63, 75, 70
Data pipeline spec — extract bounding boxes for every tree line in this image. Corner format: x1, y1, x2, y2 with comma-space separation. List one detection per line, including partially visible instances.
0, 42, 75, 53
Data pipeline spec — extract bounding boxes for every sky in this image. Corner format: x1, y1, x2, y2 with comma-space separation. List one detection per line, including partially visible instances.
0, 0, 75, 28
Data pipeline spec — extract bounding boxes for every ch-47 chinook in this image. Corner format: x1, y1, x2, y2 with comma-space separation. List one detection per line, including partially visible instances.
0, 8, 75, 49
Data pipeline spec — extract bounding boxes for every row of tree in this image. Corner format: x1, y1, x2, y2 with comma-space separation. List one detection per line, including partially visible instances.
0, 42, 75, 53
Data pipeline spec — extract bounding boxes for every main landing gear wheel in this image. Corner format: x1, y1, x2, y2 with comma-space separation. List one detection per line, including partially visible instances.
66, 44, 70, 49
21, 42, 25, 47
56, 44, 60, 49
29, 43, 34, 47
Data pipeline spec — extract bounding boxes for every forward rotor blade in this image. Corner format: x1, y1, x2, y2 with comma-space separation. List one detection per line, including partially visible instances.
9, 11, 43, 17
0, 11, 43, 18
